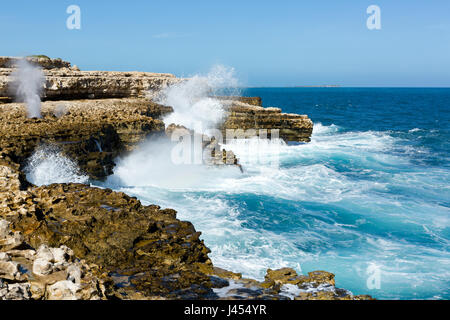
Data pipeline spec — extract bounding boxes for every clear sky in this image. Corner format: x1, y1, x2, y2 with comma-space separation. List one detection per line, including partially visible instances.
1, 0, 449, 87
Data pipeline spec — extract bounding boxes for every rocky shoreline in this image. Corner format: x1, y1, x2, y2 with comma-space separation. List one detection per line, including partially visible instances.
0, 56, 372, 300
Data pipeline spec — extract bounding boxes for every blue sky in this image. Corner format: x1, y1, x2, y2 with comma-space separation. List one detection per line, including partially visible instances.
1, 0, 449, 87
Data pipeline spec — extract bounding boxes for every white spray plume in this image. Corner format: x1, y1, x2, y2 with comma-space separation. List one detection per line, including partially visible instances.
106, 137, 240, 190
24, 144, 88, 186
10, 59, 45, 118
156, 65, 240, 133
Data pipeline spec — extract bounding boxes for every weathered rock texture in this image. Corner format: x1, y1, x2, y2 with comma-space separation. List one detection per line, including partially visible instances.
0, 218, 110, 300
0, 56, 181, 101
0, 57, 369, 300
0, 165, 371, 300
0, 177, 217, 299
219, 99, 314, 143
215, 96, 262, 106
209, 267, 374, 300
0, 56, 72, 70
0, 99, 168, 180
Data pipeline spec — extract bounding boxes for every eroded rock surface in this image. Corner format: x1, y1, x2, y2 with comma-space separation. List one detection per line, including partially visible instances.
0, 57, 371, 300
209, 267, 373, 300
0, 99, 168, 180
0, 180, 218, 299
0, 218, 110, 300
220, 99, 314, 142
0, 56, 181, 101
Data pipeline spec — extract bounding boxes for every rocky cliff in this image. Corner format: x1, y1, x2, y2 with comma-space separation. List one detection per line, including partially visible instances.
219, 99, 314, 143
0, 56, 181, 101
0, 57, 371, 300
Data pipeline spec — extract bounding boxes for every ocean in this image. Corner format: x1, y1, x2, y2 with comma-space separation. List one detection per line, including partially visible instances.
28, 87, 449, 299
107, 87, 450, 300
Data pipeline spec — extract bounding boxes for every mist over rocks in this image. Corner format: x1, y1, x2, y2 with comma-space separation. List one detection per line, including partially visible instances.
0, 98, 167, 180
0, 56, 182, 102
0, 56, 371, 300
9, 59, 44, 118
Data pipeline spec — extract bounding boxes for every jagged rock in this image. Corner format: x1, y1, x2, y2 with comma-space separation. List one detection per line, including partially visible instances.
214, 96, 262, 106
0, 98, 168, 180
220, 99, 313, 142
261, 268, 373, 300
36, 245, 54, 262
32, 258, 53, 276
0, 252, 9, 261
1, 184, 216, 299
0, 260, 19, 280
67, 265, 82, 284
29, 281, 46, 299
0, 282, 31, 300
51, 246, 73, 264
0, 56, 72, 70
0, 58, 369, 300
0, 58, 181, 101
265, 267, 304, 286
0, 218, 109, 300
0, 219, 24, 251
46, 280, 80, 300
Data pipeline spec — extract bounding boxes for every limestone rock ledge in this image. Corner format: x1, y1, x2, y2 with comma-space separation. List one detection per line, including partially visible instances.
219, 99, 314, 143
0, 56, 181, 101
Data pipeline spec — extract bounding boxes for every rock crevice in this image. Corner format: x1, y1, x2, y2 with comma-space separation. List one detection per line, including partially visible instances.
0, 57, 371, 300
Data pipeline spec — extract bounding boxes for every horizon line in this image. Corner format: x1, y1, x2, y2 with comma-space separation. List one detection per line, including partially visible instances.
240, 86, 450, 89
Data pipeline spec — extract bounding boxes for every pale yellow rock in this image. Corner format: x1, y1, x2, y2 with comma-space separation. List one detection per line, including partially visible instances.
46, 280, 80, 300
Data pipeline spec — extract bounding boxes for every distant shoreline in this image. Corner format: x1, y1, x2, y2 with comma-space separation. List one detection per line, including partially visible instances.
294, 85, 341, 88
242, 86, 450, 89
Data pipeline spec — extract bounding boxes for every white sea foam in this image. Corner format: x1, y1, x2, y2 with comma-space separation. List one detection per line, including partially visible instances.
313, 123, 340, 135
98, 122, 450, 299
24, 145, 88, 186
107, 137, 241, 190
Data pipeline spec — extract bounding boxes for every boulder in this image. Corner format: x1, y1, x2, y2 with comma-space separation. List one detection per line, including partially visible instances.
0, 218, 109, 300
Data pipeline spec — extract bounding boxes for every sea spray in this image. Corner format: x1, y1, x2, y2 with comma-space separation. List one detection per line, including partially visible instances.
9, 59, 45, 118
24, 144, 88, 186
106, 136, 241, 189
97, 120, 450, 300
156, 65, 240, 133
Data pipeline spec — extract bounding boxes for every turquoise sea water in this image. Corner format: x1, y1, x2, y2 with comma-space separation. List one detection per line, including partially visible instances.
100, 88, 450, 300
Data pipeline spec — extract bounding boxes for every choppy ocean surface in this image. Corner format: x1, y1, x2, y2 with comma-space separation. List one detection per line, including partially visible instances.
62, 87, 448, 299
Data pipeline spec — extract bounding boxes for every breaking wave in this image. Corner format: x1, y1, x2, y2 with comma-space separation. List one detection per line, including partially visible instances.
24, 144, 88, 186
97, 121, 450, 299
156, 65, 239, 133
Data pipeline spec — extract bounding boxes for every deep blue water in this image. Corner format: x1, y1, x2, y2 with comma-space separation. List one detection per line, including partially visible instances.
97, 88, 449, 300
245, 88, 450, 169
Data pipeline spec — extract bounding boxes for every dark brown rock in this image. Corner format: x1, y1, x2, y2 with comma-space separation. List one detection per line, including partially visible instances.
1, 183, 216, 299
0, 99, 168, 180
